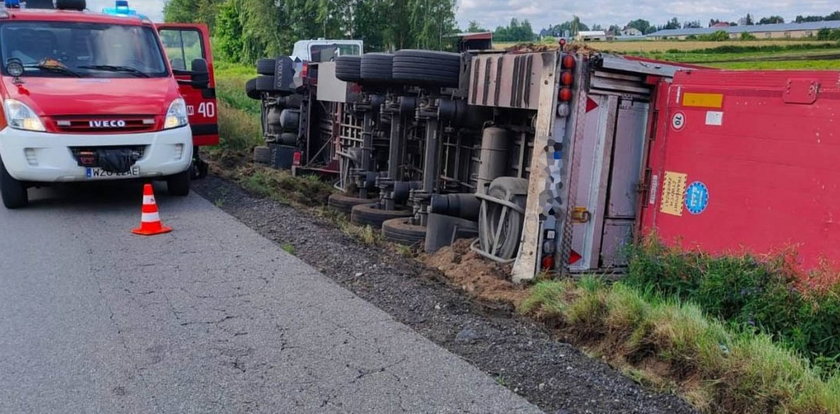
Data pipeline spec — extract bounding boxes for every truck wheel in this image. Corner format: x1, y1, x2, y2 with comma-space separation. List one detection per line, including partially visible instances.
382, 218, 427, 246
245, 78, 261, 100
350, 203, 412, 228
256, 75, 278, 93
167, 169, 191, 197
360, 53, 394, 83
256, 58, 276, 76
0, 158, 28, 209
392, 50, 461, 87
335, 56, 362, 83
478, 177, 528, 260
328, 193, 371, 214
253, 146, 271, 164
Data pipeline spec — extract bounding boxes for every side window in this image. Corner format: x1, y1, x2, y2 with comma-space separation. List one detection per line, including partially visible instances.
159, 29, 203, 71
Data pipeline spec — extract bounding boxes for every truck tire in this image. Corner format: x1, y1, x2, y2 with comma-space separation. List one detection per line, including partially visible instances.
0, 158, 28, 209
335, 56, 362, 83
167, 169, 191, 197
392, 50, 461, 87
382, 218, 427, 246
256, 75, 278, 92
478, 177, 528, 260
256, 58, 276, 76
328, 193, 371, 214
245, 78, 261, 100
350, 203, 412, 228
253, 146, 271, 164
360, 53, 394, 83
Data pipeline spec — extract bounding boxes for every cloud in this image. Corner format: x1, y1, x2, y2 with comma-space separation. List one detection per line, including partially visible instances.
455, 0, 837, 30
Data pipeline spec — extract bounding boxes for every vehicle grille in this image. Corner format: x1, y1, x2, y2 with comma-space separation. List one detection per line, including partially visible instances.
51, 116, 158, 134
70, 146, 146, 167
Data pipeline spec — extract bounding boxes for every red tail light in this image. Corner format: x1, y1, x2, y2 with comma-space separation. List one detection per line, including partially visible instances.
541, 255, 555, 271
561, 71, 574, 86
292, 151, 302, 166
559, 87, 573, 102
562, 55, 576, 69
301, 63, 309, 79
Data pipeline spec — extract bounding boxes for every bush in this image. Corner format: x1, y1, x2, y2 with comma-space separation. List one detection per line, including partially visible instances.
740, 32, 757, 41
625, 237, 840, 374
697, 30, 729, 41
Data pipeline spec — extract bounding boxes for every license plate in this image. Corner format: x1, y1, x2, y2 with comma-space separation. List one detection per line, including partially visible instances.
85, 166, 140, 179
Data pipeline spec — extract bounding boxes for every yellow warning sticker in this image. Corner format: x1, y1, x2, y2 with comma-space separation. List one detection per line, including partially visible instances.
683, 92, 724, 108
660, 171, 688, 216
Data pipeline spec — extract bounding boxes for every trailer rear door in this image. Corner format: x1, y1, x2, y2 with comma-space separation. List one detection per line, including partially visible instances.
641, 70, 840, 272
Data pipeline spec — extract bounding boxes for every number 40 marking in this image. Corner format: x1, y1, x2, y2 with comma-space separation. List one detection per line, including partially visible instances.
197, 102, 216, 118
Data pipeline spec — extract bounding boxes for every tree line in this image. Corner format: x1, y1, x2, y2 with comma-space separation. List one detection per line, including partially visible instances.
164, 0, 457, 64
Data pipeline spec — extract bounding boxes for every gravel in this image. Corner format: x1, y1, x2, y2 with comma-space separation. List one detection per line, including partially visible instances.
194, 175, 698, 414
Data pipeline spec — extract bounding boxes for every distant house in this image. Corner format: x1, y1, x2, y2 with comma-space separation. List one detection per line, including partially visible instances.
647, 20, 840, 40
710, 22, 731, 28
621, 27, 642, 37
576, 30, 607, 41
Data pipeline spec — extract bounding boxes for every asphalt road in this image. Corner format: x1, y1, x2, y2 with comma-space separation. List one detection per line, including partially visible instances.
0, 183, 540, 413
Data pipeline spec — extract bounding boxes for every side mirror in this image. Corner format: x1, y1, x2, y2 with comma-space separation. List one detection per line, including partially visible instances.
189, 58, 210, 89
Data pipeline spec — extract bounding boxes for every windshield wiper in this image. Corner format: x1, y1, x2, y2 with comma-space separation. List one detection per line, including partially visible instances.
23, 63, 82, 77
78, 65, 150, 78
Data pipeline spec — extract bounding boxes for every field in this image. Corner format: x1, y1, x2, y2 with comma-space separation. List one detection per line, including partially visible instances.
496, 39, 840, 69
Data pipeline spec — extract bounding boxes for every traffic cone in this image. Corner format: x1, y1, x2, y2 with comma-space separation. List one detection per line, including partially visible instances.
132, 183, 172, 236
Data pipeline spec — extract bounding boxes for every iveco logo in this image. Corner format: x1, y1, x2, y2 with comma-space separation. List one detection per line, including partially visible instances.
89, 120, 127, 128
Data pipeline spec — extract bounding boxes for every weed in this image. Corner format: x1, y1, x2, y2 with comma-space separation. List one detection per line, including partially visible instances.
281, 243, 296, 255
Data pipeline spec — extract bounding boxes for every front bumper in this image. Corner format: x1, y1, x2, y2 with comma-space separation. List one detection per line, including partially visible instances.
0, 126, 193, 182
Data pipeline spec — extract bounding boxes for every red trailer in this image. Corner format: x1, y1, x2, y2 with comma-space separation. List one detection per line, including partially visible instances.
640, 70, 840, 275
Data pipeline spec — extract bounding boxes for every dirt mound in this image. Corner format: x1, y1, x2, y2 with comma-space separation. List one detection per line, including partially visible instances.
422, 239, 530, 307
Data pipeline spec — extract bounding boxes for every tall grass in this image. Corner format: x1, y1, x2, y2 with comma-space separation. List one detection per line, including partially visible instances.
520, 278, 840, 413
213, 61, 263, 153
626, 238, 840, 375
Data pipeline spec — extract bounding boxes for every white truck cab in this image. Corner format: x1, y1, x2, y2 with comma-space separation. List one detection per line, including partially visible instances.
290, 39, 363, 62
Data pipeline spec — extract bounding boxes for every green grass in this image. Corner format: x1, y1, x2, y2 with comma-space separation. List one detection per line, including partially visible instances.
213, 61, 263, 153
520, 278, 840, 413
625, 238, 840, 376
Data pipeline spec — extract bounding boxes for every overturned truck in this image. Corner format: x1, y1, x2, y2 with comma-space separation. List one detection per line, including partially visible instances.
246, 45, 840, 283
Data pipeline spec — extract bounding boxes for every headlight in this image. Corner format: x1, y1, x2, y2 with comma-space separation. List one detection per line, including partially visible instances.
3, 99, 46, 132
164, 98, 188, 129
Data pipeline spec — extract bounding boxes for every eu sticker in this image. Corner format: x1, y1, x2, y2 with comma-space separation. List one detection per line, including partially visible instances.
685, 182, 709, 215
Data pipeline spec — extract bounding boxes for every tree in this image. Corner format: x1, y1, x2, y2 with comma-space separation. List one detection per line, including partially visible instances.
607, 24, 621, 35
827, 11, 840, 21
493, 18, 536, 42
626, 19, 652, 35
164, 0, 222, 31
758, 16, 784, 25
745, 13, 754, 25
465, 20, 486, 33
663, 17, 680, 30
683, 20, 701, 29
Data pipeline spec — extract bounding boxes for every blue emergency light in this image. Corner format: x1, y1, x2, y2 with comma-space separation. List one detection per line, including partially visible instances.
4, 0, 21, 8
102, 0, 146, 18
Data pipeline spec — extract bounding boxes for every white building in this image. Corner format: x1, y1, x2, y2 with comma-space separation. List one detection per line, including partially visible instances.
575, 30, 607, 41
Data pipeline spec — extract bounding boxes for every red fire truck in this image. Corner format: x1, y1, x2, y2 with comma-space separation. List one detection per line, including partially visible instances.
0, 0, 217, 208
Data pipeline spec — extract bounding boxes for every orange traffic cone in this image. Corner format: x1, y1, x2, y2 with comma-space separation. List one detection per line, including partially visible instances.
132, 183, 172, 236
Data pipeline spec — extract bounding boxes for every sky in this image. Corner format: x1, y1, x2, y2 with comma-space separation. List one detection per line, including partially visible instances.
455, 0, 839, 30
84, 1, 837, 30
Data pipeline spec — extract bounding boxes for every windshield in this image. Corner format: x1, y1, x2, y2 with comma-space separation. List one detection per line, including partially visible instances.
0, 22, 168, 78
